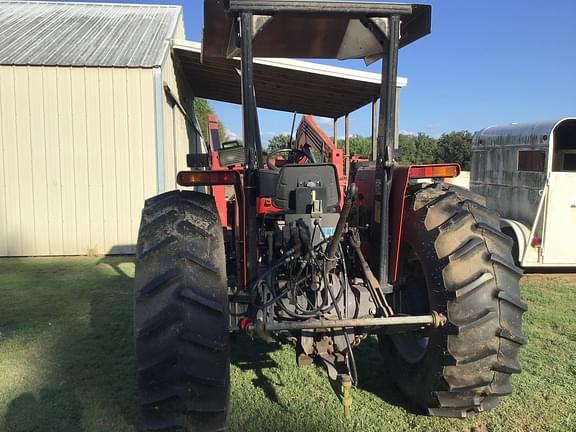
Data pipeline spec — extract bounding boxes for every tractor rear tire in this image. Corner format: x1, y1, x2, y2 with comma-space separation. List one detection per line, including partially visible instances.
380, 183, 527, 418
134, 190, 229, 431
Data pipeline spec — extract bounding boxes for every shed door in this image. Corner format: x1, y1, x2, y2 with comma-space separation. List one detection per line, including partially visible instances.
542, 172, 576, 264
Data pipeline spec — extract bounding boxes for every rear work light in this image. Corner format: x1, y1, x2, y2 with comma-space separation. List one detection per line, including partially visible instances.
177, 170, 240, 186
408, 164, 460, 179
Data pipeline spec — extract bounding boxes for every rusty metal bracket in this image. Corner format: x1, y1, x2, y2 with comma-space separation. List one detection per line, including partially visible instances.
349, 228, 394, 316
325, 184, 357, 271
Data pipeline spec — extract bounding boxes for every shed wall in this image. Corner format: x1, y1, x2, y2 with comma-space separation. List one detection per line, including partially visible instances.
0, 65, 157, 256
160, 45, 198, 192
162, 53, 194, 191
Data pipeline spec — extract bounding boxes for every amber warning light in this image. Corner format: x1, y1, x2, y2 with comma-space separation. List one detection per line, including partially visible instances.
177, 170, 240, 186
408, 164, 460, 179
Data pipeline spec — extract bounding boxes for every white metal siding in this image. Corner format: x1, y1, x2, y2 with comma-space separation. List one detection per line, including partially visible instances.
162, 17, 195, 191
0, 65, 157, 256
161, 42, 197, 192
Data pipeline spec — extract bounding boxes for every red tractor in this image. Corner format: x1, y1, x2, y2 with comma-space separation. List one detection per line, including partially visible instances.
134, 1, 526, 430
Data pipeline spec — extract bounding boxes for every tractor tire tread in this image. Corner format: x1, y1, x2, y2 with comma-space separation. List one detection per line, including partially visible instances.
135, 190, 229, 432
448, 272, 493, 300
454, 310, 497, 333
382, 183, 526, 418
449, 237, 485, 261
137, 269, 182, 299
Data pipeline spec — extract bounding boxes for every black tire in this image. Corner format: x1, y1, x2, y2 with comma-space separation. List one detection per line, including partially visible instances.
380, 183, 527, 418
134, 190, 230, 431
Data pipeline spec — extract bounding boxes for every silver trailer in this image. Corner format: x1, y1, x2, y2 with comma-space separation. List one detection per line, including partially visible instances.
471, 117, 576, 267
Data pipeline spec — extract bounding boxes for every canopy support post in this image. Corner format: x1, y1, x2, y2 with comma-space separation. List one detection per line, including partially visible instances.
344, 113, 350, 177
375, 14, 400, 293
240, 12, 259, 288
371, 98, 378, 161
333, 117, 338, 147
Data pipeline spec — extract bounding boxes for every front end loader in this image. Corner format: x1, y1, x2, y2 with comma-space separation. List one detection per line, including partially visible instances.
133, 1, 526, 430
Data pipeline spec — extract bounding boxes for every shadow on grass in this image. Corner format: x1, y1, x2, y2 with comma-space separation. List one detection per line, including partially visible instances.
231, 335, 287, 410
4, 389, 83, 432
1, 256, 142, 432
353, 336, 421, 415
230, 333, 420, 417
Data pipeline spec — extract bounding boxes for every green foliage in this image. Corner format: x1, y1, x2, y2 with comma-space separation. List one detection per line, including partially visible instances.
436, 130, 473, 170
333, 130, 473, 169
398, 131, 472, 168
336, 132, 439, 164
267, 134, 292, 151
398, 133, 438, 164
193, 98, 227, 142
337, 135, 373, 157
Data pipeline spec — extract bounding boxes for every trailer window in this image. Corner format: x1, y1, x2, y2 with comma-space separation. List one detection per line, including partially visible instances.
563, 153, 576, 171
552, 119, 576, 171
518, 150, 546, 172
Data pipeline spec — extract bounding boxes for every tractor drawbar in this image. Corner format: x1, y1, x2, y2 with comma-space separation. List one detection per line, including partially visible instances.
249, 311, 447, 332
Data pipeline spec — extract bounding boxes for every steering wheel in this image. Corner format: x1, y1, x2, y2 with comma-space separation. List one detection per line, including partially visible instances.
266, 148, 314, 171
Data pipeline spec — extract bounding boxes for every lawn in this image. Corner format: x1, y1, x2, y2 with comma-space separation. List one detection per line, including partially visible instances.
0, 257, 575, 432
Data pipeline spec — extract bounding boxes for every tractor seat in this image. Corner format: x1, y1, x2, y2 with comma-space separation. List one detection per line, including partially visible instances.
272, 164, 340, 213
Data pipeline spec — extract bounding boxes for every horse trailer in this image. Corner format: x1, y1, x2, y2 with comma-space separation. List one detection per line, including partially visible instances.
471, 117, 576, 268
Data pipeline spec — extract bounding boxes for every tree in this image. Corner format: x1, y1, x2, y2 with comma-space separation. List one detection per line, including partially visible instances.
398, 132, 438, 164
398, 133, 417, 163
337, 134, 372, 157
193, 98, 227, 142
333, 133, 439, 163
349, 135, 372, 157
267, 134, 292, 151
436, 131, 473, 170
263, 129, 472, 170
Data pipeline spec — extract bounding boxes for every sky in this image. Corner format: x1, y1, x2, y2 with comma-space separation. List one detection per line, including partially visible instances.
62, 0, 576, 142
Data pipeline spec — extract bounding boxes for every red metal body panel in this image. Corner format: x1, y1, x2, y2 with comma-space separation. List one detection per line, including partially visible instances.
210, 151, 229, 227
354, 163, 460, 283
177, 167, 247, 288
257, 197, 282, 215
388, 166, 411, 283
207, 114, 222, 150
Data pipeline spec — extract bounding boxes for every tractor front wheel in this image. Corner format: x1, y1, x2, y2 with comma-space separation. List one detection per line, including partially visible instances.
381, 183, 527, 418
134, 190, 230, 431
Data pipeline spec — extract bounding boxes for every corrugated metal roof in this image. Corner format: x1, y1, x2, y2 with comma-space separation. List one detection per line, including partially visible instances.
0, 1, 181, 67
173, 40, 407, 118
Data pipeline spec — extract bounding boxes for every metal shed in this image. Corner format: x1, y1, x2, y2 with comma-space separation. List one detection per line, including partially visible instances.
0, 1, 193, 256
0, 1, 407, 257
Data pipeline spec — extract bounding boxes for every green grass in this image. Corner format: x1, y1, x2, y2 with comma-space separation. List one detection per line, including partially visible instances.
0, 258, 575, 432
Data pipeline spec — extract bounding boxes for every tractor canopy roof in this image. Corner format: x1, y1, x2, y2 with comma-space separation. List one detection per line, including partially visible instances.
203, 0, 431, 62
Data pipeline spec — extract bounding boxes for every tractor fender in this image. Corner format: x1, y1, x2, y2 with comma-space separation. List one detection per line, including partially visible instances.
354, 163, 460, 283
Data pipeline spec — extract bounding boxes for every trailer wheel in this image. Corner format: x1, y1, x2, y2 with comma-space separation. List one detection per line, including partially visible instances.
134, 190, 229, 431
380, 183, 527, 418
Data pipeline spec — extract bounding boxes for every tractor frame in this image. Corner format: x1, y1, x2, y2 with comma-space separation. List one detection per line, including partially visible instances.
133, 2, 526, 428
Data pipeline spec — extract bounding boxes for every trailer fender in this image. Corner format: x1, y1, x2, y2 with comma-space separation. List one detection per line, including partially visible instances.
500, 218, 530, 265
